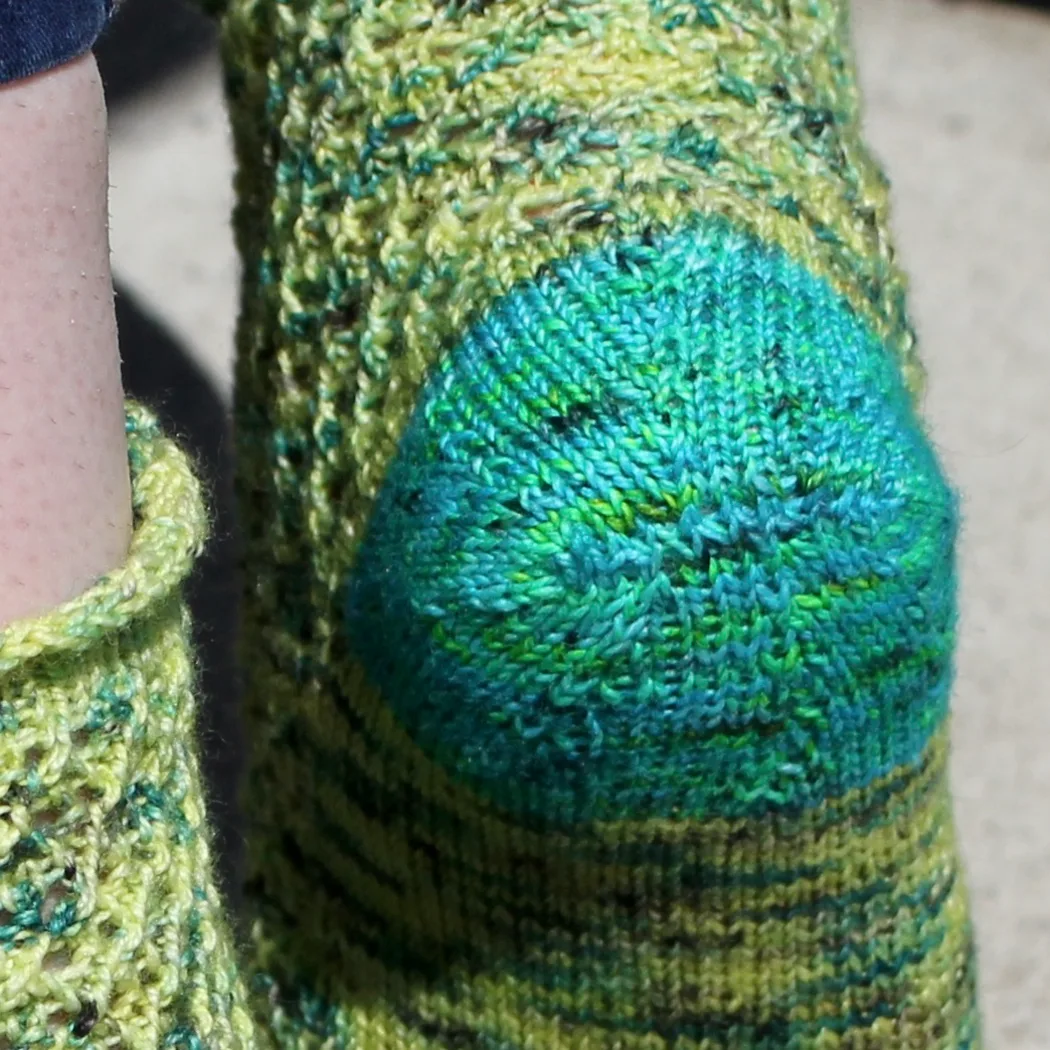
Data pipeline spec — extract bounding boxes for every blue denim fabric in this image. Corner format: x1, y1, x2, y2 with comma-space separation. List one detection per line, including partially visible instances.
0, 0, 112, 85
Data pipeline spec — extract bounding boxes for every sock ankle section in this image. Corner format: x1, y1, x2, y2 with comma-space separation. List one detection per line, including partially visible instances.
219, 0, 922, 639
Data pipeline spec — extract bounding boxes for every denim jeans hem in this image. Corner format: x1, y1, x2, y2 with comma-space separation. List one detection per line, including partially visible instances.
0, 0, 112, 85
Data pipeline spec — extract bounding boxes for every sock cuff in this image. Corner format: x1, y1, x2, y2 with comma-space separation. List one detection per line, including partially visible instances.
0, 403, 206, 677
0, 404, 255, 1050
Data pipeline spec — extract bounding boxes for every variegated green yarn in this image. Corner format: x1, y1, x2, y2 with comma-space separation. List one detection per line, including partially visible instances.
0, 3, 982, 1050
213, 1, 981, 1049
345, 220, 958, 823
0, 406, 256, 1050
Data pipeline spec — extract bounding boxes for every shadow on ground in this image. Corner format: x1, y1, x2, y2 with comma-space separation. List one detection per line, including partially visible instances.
116, 286, 244, 901
97, 0, 215, 105
99, 1, 243, 897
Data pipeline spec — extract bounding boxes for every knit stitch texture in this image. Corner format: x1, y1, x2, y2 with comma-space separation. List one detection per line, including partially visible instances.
212, 0, 982, 1048
0, 406, 256, 1050
0, 2, 983, 1050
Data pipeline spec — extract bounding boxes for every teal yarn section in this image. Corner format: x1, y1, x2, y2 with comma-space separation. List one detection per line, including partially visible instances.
344, 221, 959, 823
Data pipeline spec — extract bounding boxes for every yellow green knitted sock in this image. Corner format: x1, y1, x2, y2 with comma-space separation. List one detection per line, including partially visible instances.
0, 407, 257, 1050
210, 1, 979, 1048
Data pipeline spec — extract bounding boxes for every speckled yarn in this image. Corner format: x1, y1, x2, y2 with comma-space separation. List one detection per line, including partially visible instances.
345, 223, 957, 822
216, 0, 975, 1048
0, 407, 257, 1050
0, 4, 981, 1049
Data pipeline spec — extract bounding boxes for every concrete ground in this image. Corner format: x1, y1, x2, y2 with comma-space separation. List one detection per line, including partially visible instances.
106, 0, 1050, 1043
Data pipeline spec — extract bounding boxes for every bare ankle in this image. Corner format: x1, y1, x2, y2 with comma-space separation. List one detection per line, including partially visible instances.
0, 53, 131, 626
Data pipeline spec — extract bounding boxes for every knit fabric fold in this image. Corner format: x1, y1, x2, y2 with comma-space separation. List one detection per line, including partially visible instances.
0, 405, 257, 1050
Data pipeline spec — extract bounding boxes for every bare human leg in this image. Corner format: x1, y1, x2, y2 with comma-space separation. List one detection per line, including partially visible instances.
0, 52, 130, 627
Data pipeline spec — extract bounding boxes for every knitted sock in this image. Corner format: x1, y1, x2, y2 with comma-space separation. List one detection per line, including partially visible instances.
213, 1, 981, 1048
0, 407, 256, 1050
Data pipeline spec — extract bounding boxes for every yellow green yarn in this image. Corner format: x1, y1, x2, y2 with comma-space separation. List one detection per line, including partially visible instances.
224, 0, 919, 585
0, 406, 256, 1050
206, 1, 981, 1048
0, 2, 983, 1050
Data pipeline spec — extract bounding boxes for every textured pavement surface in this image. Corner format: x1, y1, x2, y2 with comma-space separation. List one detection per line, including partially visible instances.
106, 0, 1050, 1043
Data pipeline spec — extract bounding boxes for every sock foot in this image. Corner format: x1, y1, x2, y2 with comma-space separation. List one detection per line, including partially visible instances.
245, 224, 976, 1050
211, 1, 983, 1046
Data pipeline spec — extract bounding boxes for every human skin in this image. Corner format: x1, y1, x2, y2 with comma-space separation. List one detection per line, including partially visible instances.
0, 53, 131, 627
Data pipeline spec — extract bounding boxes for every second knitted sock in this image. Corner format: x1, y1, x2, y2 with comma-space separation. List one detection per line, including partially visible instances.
213, 1, 981, 1047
